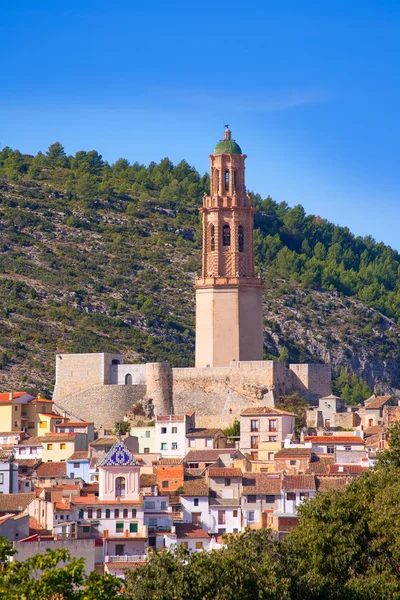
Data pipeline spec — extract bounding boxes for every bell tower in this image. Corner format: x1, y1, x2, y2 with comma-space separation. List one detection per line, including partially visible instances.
195, 127, 264, 367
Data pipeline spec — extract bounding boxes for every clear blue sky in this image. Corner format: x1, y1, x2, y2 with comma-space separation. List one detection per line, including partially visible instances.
1, 1, 400, 249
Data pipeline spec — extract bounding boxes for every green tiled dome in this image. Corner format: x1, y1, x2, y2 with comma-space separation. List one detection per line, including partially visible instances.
213, 139, 242, 155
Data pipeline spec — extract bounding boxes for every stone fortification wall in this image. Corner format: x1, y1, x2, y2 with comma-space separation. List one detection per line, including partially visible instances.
54, 383, 146, 429
113, 364, 146, 385
145, 363, 172, 416
53, 353, 123, 401
289, 364, 331, 399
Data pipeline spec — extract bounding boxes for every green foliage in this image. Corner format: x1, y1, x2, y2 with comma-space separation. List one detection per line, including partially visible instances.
115, 420, 131, 435
334, 367, 373, 404
223, 418, 240, 437
276, 393, 308, 435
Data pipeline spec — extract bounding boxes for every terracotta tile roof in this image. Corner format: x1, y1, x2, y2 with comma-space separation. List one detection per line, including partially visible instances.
175, 524, 210, 539
240, 406, 296, 417
0, 392, 28, 403
186, 428, 224, 439
68, 451, 89, 461
181, 478, 208, 497
364, 396, 392, 409
184, 467, 206, 477
0, 431, 23, 437
329, 465, 369, 474
106, 561, 146, 570
58, 422, 93, 426
184, 449, 241, 463
364, 425, 385, 436
316, 476, 353, 492
81, 483, 99, 495
14, 459, 41, 468
365, 434, 381, 449
0, 493, 35, 512
140, 474, 157, 488
55, 502, 71, 511
242, 473, 282, 494
307, 455, 335, 474
36, 462, 67, 477
305, 436, 365, 444
89, 437, 116, 447
37, 413, 63, 419
42, 433, 76, 442
158, 458, 183, 465
208, 468, 242, 478
29, 398, 53, 403
274, 448, 311, 458
19, 437, 43, 446
73, 495, 142, 506
282, 475, 316, 491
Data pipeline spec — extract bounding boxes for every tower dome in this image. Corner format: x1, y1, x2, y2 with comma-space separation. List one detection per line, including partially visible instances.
213, 125, 242, 155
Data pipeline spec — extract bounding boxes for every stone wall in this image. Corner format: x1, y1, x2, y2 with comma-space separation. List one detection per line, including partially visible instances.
289, 364, 331, 399
13, 539, 95, 575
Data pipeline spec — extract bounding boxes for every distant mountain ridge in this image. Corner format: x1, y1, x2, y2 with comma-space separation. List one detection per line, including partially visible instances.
0, 143, 398, 398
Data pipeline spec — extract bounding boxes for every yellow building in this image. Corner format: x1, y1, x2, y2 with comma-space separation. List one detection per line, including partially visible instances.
0, 392, 67, 436
40, 433, 85, 462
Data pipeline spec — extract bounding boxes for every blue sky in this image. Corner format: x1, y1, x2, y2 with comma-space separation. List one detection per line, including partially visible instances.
1, 1, 400, 248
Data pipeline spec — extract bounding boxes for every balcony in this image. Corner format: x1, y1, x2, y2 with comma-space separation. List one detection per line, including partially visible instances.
105, 554, 147, 563
103, 526, 148, 539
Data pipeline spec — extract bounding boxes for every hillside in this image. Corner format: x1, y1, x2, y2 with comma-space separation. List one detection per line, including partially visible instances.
0, 143, 399, 399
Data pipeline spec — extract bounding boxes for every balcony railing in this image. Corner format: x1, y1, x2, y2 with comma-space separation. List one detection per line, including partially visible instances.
103, 526, 148, 539
105, 555, 147, 563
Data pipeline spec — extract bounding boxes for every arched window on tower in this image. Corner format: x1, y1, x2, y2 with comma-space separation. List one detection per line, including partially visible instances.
125, 373, 132, 385
214, 170, 219, 194
238, 226, 244, 252
115, 477, 126, 497
223, 224, 231, 247
225, 171, 229, 192
210, 225, 215, 251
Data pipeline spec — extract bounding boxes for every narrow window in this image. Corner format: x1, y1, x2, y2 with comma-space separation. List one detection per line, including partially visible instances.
97, 509, 102, 518
222, 224, 230, 247
125, 373, 132, 385
123, 508, 128, 518
115, 477, 125, 497
233, 170, 237, 189
238, 226, 244, 252
225, 170, 229, 192
214, 169, 219, 194
105, 509, 110, 518
210, 225, 215, 251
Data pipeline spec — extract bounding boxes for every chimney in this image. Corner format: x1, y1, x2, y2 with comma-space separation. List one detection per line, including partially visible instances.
9, 392, 12, 400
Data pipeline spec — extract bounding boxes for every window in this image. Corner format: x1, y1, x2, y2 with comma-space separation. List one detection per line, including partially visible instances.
161, 427, 167, 434
79, 509, 84, 519
149, 517, 157, 527
210, 225, 215, 251
40, 421, 46, 429
268, 452, 274, 461
123, 509, 128, 518
194, 498, 199, 507
47, 444, 53, 450
181, 541, 189, 549
145, 431, 151, 438
195, 541, 203, 549
14, 405, 18, 411
247, 511, 255, 522
188, 439, 195, 448
300, 492, 310, 501
130, 522, 138, 533
116, 522, 124, 532
265, 494, 275, 503
60, 443, 66, 450
162, 481, 169, 488
250, 436, 259, 449
238, 225, 244, 252
87, 509, 93, 519
73, 463, 80, 468
250, 419, 259, 432
115, 477, 126, 497
269, 436, 277, 442
290, 460, 297, 466
218, 528, 226, 535
114, 509, 120, 518
145, 501, 156, 509
327, 446, 334, 454
125, 373, 132, 385
233, 509, 238, 518
161, 443, 167, 450
247, 495, 257, 504
222, 224, 231, 246
83, 526, 90, 533
287, 492, 296, 501
345, 446, 351, 451
115, 544, 124, 555
205, 438, 213, 448
172, 442, 178, 450
218, 511, 226, 525
20, 448, 26, 456
269, 419, 277, 432
161, 501, 167, 510
132, 509, 137, 518
172, 427, 177, 434
224, 478, 231, 487
105, 509, 110, 518
28, 422, 35, 429
224, 170, 229, 192
144, 447, 150, 454
14, 421, 18, 428
97, 509, 101, 518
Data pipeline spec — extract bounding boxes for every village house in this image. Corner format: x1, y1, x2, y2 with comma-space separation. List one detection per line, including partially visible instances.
305, 434, 365, 456
359, 395, 393, 429
165, 523, 211, 552
155, 413, 195, 458
185, 428, 227, 453
35, 462, 68, 487
67, 451, 90, 482
208, 467, 242, 534
184, 448, 245, 471
130, 424, 156, 454
241, 473, 281, 529
273, 447, 312, 475
156, 458, 184, 493
240, 406, 295, 460
55, 421, 95, 445
0, 451, 18, 494
180, 478, 210, 531
15, 458, 42, 492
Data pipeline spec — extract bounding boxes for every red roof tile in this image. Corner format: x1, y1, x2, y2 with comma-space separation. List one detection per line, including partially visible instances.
36, 463, 67, 477
175, 524, 210, 539
305, 436, 365, 444
364, 396, 392, 409
240, 406, 295, 417
282, 475, 316, 491
208, 468, 242, 478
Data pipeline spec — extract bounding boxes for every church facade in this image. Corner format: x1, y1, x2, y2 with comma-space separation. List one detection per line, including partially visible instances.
53, 129, 331, 428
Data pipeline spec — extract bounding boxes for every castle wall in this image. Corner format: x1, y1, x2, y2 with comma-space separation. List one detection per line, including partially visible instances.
289, 364, 331, 399
114, 364, 146, 385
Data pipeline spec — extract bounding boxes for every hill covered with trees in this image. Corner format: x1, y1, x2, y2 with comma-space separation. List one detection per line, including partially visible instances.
0, 142, 399, 397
